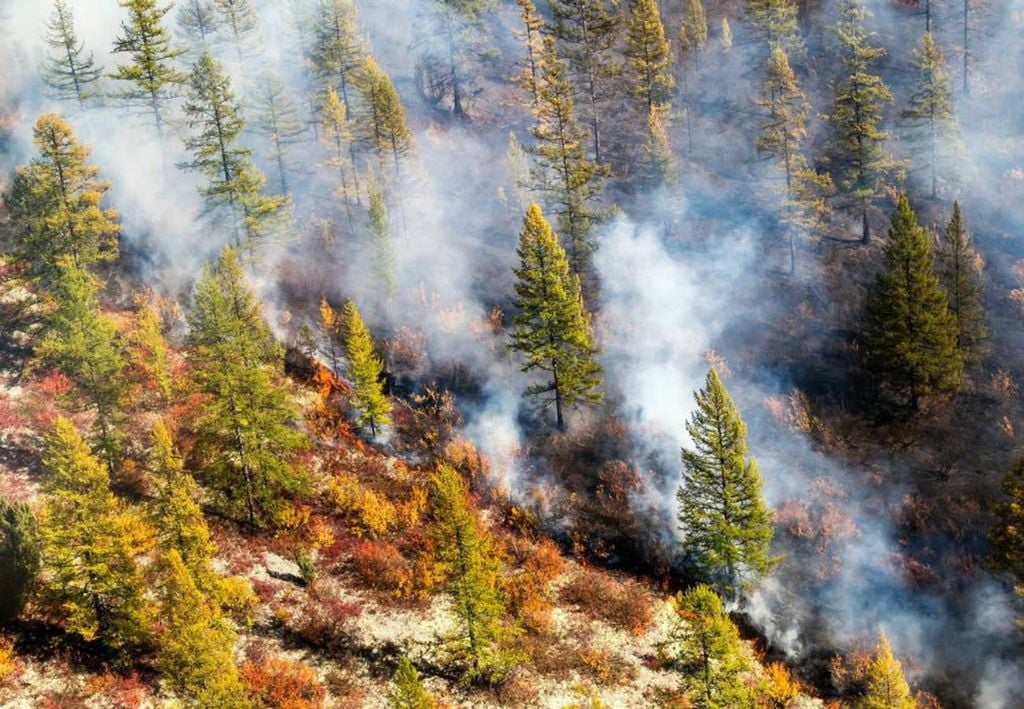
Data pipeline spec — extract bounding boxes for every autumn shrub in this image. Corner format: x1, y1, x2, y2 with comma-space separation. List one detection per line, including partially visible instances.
86, 672, 148, 708
351, 540, 438, 601
0, 636, 21, 687
241, 655, 326, 708
289, 594, 362, 649
326, 473, 397, 538
756, 662, 802, 708
560, 568, 652, 635
579, 647, 636, 685
503, 538, 565, 633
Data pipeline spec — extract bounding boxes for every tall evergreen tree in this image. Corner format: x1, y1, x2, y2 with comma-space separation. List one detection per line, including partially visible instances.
389, 656, 435, 709
676, 368, 773, 596
187, 247, 308, 529
110, 0, 187, 140
860, 632, 915, 709
38, 417, 149, 659
624, 0, 674, 116
320, 87, 358, 227
901, 32, 959, 199
176, 0, 221, 51
939, 202, 985, 357
181, 52, 287, 249
0, 499, 39, 625
824, 0, 900, 244
42, 0, 103, 106
4, 114, 119, 288
991, 458, 1024, 602
508, 204, 602, 431
368, 182, 398, 299
513, 0, 544, 105
530, 38, 605, 280
251, 73, 308, 195
864, 194, 961, 409
340, 300, 392, 438
356, 58, 415, 182
746, 0, 801, 53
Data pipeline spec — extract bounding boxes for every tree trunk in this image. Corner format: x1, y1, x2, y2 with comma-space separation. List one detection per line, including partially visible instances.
861, 207, 870, 245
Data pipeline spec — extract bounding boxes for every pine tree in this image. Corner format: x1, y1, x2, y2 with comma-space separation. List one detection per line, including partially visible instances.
368, 182, 397, 299
176, 0, 221, 51
991, 458, 1024, 601
0, 498, 39, 624
939, 202, 985, 357
530, 38, 605, 280
251, 72, 308, 195
508, 204, 602, 431
901, 32, 959, 199
187, 247, 308, 529
625, 0, 674, 116
860, 632, 915, 709
4, 114, 120, 289
42, 0, 103, 106
213, 0, 258, 57
865, 194, 961, 409
357, 58, 415, 182
110, 0, 187, 140
181, 52, 287, 249
156, 550, 246, 706
320, 87, 358, 227
673, 584, 752, 708
513, 0, 544, 105
746, 0, 800, 53
430, 463, 516, 683
341, 300, 392, 437
677, 368, 773, 596
548, 0, 619, 162
389, 656, 435, 709
38, 417, 149, 658
824, 0, 901, 245
37, 263, 129, 472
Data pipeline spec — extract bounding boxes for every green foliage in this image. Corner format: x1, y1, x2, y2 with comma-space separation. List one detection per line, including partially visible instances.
508, 204, 602, 431
42, 0, 103, 105
357, 57, 415, 181
38, 417, 149, 659
938, 202, 986, 358
902, 32, 959, 198
176, 0, 221, 51
991, 458, 1024, 602
672, 584, 752, 708
624, 0, 674, 115
320, 87, 358, 226
311, 0, 365, 104
746, 0, 801, 53
213, 0, 258, 51
865, 194, 962, 409
341, 300, 392, 437
368, 182, 398, 299
251, 72, 307, 195
636, 108, 675, 192
389, 655, 435, 709
4, 114, 119, 289
131, 299, 172, 402
677, 369, 773, 595
859, 632, 915, 709
682, 0, 708, 55
187, 247, 308, 529
513, 0, 544, 105
0, 499, 40, 625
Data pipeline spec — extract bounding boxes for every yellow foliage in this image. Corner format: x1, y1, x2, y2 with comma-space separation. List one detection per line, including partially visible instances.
273, 502, 311, 530
217, 576, 257, 626
327, 473, 397, 538
396, 485, 429, 528
757, 662, 801, 708
0, 636, 18, 685
304, 517, 335, 551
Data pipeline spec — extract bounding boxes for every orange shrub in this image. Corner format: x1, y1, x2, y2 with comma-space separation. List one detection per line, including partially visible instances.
351, 540, 438, 601
326, 474, 396, 538
241, 655, 325, 709
756, 663, 801, 708
560, 568, 653, 635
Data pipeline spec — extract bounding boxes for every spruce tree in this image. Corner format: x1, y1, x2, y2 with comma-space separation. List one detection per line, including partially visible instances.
176, 0, 221, 51
0, 498, 39, 625
864, 194, 961, 409
389, 656, 435, 709
4, 114, 120, 289
110, 0, 187, 140
991, 458, 1024, 600
939, 202, 985, 357
530, 38, 605, 280
513, 0, 544, 105
508, 204, 602, 431
320, 87, 358, 226
187, 247, 308, 529
181, 52, 287, 249
624, 0, 674, 116
902, 32, 959, 199
368, 182, 398, 300
860, 632, 915, 709
357, 57, 415, 182
673, 584, 752, 708
341, 300, 392, 438
746, 0, 801, 53
824, 0, 900, 245
676, 368, 773, 596
42, 0, 103, 106
251, 73, 308, 195
38, 417, 149, 659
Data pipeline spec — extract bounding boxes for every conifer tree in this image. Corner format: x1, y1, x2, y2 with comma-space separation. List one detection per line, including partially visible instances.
357, 57, 415, 182
530, 38, 605, 280
156, 550, 246, 706
252, 73, 308, 195
673, 584, 752, 707
824, 0, 900, 245
939, 202, 985, 357
341, 300, 392, 437
38, 417, 149, 658
683, 0, 708, 56
677, 0, 706, 153
991, 458, 1024, 600
902, 32, 959, 199
625, 0, 674, 116
320, 87, 359, 226
310, 0, 365, 106
508, 204, 602, 431
181, 52, 287, 249
503, 132, 532, 213
110, 0, 187, 140
42, 0, 103, 106
389, 656, 435, 709
4, 114, 120, 288
131, 299, 173, 403
428, 0, 492, 119
187, 247, 308, 529
213, 0, 258, 56
430, 463, 516, 683
0, 498, 39, 624
677, 368, 773, 596
176, 0, 221, 51
746, 0, 800, 53
368, 182, 398, 299
865, 194, 961, 409
860, 632, 916, 709
548, 0, 619, 163
513, 0, 544, 105
636, 108, 675, 194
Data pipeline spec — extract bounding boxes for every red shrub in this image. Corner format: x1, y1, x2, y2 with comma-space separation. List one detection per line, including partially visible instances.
560, 568, 653, 635
241, 655, 325, 708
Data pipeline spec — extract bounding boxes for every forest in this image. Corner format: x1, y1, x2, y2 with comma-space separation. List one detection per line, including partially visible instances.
0, 0, 1021, 707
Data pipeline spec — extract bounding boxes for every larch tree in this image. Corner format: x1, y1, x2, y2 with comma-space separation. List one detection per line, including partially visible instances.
213, 0, 259, 57
389, 655, 435, 709
503, 131, 532, 214
176, 0, 221, 52
0, 498, 39, 625
251, 72, 308, 195
824, 0, 900, 245
37, 417, 150, 659
624, 0, 674, 117
676, 368, 773, 597
42, 0, 103, 106
110, 0, 187, 140
513, 0, 544, 105
678, 0, 707, 153
340, 300, 392, 438
368, 182, 398, 300
746, 0, 801, 53
181, 52, 287, 249
860, 632, 916, 709
548, 0, 619, 162
508, 204, 602, 431
320, 87, 359, 227
427, 0, 493, 119
864, 194, 961, 410
530, 38, 605, 281
4, 114, 119, 289
131, 298, 173, 403
991, 458, 1024, 602
187, 247, 308, 530
673, 584, 753, 708
939, 201, 986, 358
310, 0, 365, 106
902, 32, 959, 199
356, 58, 415, 183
